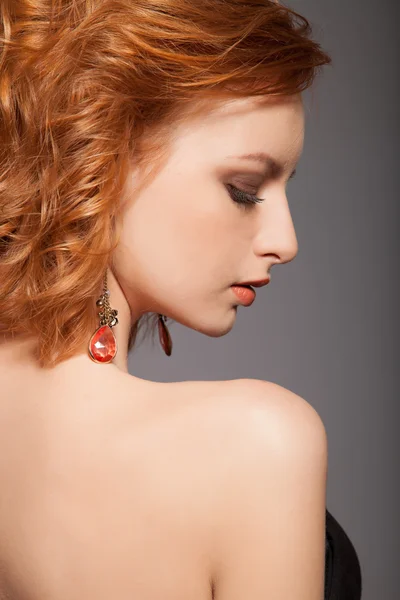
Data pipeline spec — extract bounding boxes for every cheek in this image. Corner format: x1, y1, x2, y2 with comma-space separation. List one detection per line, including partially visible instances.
115, 180, 242, 297
165, 191, 241, 287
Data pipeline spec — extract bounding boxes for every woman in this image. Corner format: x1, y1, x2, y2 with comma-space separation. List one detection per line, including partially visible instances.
0, 0, 361, 598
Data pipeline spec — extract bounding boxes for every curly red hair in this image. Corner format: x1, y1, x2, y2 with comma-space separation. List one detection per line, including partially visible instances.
0, 0, 331, 368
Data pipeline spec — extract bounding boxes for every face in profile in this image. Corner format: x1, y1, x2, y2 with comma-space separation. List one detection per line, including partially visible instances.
111, 94, 304, 338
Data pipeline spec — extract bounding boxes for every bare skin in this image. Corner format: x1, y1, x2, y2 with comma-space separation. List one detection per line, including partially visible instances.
0, 94, 327, 599
0, 343, 327, 600
0, 346, 233, 600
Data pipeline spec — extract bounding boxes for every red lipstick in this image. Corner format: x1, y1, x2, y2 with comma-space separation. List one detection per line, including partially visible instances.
231, 285, 256, 306
230, 277, 270, 306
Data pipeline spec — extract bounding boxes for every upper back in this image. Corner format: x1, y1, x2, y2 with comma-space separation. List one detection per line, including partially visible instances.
0, 339, 327, 600
0, 340, 251, 600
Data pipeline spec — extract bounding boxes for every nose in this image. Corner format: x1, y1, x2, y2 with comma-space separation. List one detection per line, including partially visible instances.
254, 192, 299, 265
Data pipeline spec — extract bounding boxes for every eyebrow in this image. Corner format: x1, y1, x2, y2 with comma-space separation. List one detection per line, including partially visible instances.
226, 152, 297, 180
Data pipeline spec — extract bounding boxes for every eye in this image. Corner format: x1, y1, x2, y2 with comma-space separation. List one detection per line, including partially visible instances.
225, 183, 264, 207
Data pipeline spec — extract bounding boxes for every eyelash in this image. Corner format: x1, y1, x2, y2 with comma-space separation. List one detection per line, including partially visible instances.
226, 183, 264, 207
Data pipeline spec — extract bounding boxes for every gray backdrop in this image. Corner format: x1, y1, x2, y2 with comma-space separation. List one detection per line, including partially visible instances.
128, 1, 399, 598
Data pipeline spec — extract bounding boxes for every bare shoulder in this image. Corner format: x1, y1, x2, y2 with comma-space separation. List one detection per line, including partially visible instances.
216, 377, 327, 450
154, 376, 327, 462
206, 378, 328, 600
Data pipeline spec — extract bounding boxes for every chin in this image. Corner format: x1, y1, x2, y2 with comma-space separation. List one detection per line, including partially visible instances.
190, 310, 237, 338
168, 300, 237, 336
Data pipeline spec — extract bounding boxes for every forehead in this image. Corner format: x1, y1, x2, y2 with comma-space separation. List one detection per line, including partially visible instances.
174, 94, 305, 162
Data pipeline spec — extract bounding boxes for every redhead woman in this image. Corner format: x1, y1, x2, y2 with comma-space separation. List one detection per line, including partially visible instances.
0, 1, 361, 599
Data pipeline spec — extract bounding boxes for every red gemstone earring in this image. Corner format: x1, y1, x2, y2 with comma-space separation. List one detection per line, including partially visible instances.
88, 270, 118, 363
158, 314, 172, 356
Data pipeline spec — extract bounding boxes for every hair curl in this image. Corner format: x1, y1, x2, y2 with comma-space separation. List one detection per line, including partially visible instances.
0, 0, 332, 368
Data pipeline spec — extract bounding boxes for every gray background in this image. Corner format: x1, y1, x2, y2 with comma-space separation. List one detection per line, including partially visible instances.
128, 1, 399, 598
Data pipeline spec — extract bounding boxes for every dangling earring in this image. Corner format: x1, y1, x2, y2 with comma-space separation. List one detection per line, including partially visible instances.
88, 270, 118, 363
158, 314, 172, 356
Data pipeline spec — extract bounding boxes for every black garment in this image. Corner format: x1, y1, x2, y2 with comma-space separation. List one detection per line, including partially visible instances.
325, 508, 362, 599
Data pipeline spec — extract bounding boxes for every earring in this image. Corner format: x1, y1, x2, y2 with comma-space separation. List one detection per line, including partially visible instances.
158, 314, 172, 356
88, 270, 118, 363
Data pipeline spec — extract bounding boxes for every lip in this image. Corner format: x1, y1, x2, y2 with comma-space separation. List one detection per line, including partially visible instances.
234, 277, 271, 288
231, 285, 256, 306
